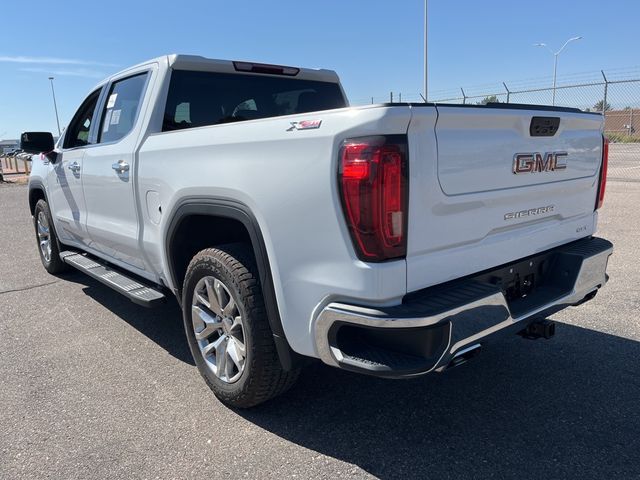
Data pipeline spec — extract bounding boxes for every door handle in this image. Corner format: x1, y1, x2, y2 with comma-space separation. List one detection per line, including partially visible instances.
111, 160, 130, 174
68, 161, 81, 173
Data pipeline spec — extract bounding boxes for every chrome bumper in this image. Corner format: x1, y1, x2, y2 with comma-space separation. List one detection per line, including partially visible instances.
314, 237, 613, 377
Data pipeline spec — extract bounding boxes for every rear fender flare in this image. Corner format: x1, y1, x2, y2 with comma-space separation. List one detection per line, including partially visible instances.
164, 197, 300, 370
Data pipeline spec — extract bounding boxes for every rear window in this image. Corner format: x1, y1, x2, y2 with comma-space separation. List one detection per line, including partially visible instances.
162, 70, 346, 131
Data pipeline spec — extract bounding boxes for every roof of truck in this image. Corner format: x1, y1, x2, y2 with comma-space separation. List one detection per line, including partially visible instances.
104, 54, 341, 85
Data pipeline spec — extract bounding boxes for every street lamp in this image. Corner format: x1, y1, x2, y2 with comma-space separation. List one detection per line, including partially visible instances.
534, 36, 582, 106
423, 0, 428, 102
48, 76, 61, 135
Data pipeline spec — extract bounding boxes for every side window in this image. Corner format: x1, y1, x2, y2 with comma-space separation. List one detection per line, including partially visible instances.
62, 89, 101, 149
98, 72, 148, 144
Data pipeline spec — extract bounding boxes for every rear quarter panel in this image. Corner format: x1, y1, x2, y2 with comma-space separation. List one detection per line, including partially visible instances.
137, 105, 413, 357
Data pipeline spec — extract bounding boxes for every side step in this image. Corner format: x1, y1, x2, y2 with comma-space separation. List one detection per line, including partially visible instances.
60, 251, 166, 307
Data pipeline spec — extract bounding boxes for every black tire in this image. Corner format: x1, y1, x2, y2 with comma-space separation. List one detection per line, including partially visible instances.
33, 199, 69, 274
182, 244, 299, 408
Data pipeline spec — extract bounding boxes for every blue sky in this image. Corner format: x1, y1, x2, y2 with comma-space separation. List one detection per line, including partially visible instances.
1, 0, 638, 139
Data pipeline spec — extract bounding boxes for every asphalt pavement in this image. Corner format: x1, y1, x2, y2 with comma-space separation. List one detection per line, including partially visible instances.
1, 180, 639, 479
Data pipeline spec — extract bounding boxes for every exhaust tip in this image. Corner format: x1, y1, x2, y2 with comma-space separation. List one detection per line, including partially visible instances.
447, 343, 482, 369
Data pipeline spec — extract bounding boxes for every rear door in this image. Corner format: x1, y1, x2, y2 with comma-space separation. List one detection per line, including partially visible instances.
82, 68, 152, 271
406, 105, 604, 292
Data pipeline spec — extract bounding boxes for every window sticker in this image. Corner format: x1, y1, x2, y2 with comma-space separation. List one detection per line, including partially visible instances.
106, 93, 118, 109
110, 109, 121, 125
103, 110, 113, 132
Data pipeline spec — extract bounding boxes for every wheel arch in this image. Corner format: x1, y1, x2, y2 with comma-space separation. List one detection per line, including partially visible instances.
28, 180, 48, 215
164, 197, 304, 371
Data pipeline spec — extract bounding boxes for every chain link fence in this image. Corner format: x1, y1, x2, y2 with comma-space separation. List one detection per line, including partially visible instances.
356, 68, 640, 182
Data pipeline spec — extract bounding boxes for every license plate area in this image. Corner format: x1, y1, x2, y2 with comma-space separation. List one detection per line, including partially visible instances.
473, 249, 579, 318
481, 256, 549, 303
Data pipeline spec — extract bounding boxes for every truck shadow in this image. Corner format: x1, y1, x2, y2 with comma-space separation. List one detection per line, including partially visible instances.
60, 271, 639, 478
238, 325, 639, 479
62, 272, 194, 366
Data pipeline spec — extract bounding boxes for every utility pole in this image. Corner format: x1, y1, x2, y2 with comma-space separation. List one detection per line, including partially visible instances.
424, 0, 428, 102
48, 77, 61, 135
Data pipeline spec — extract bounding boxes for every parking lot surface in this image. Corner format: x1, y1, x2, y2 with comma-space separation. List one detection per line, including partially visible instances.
1, 180, 639, 479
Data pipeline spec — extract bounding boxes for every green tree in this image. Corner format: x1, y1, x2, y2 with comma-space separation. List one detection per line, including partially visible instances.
593, 100, 612, 112
478, 95, 500, 105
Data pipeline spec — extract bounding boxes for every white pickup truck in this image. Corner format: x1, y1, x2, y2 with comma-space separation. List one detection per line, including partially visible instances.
23, 54, 612, 408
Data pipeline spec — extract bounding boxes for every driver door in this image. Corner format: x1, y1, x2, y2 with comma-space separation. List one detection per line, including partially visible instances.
46, 88, 103, 247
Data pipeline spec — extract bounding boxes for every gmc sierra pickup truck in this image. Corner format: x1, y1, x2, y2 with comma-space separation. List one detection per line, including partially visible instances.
23, 54, 612, 408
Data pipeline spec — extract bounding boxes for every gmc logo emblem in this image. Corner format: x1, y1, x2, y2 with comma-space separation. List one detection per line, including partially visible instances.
512, 152, 568, 174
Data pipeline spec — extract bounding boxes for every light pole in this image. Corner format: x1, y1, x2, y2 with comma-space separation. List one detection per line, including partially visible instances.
534, 36, 582, 106
48, 76, 61, 135
423, 0, 428, 102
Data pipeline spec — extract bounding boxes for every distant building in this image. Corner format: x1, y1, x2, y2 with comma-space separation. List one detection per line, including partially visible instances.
0, 139, 19, 154
604, 109, 638, 139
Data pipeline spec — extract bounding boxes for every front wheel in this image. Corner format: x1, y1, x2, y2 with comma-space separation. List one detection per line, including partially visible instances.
33, 199, 69, 274
182, 244, 299, 408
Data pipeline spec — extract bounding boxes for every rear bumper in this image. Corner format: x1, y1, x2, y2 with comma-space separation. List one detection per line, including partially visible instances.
314, 236, 613, 377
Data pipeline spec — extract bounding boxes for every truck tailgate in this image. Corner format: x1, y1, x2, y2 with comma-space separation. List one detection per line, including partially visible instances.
406, 105, 604, 293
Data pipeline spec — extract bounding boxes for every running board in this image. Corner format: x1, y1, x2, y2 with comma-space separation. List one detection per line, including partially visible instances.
60, 251, 166, 307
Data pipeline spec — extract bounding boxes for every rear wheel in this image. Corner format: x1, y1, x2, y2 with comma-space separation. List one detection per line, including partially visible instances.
182, 244, 299, 408
33, 199, 69, 274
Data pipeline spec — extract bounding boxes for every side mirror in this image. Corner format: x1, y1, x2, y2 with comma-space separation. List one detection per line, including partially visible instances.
20, 132, 54, 154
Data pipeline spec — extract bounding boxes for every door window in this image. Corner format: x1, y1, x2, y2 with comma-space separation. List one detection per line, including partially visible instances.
98, 73, 148, 144
62, 89, 101, 149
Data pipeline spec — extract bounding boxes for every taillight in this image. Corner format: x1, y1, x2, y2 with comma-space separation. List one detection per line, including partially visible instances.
338, 135, 408, 262
596, 136, 609, 210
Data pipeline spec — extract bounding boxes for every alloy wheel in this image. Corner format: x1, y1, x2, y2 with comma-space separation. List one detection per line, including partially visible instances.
191, 276, 247, 383
37, 211, 52, 263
